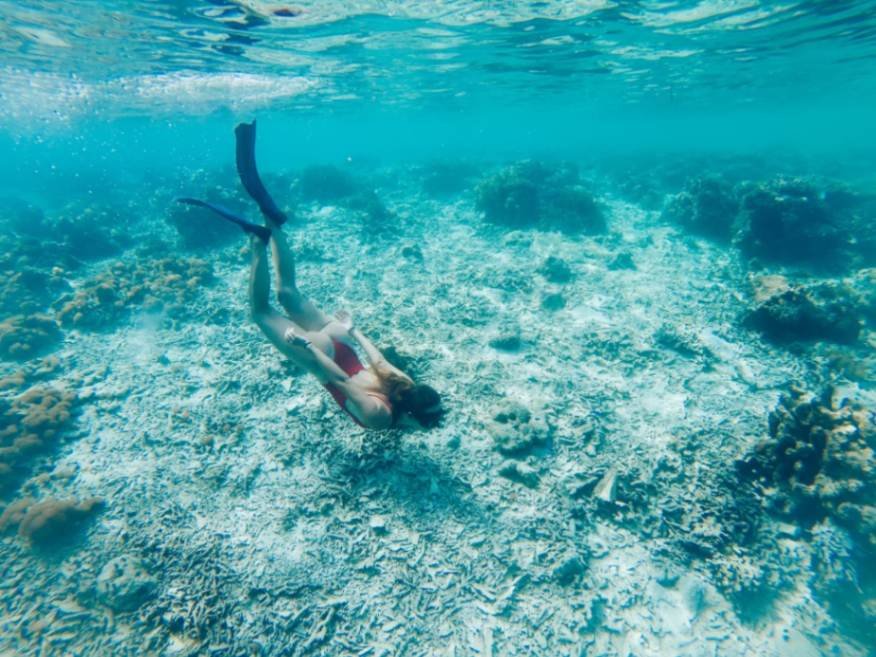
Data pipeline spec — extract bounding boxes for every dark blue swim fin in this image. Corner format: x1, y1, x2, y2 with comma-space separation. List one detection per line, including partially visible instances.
235, 120, 288, 226
177, 198, 271, 242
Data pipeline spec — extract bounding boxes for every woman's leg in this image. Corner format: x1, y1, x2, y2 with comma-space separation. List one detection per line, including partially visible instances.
249, 237, 326, 368
267, 224, 332, 332
234, 120, 331, 333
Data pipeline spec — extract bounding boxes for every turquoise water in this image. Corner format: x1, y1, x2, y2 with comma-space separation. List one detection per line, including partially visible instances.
1, 2, 875, 656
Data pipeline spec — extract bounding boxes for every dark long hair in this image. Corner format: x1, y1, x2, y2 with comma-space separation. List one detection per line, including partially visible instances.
376, 368, 444, 428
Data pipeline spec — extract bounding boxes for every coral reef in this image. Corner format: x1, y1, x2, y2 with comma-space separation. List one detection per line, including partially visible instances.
475, 161, 604, 234
543, 185, 605, 234
0, 496, 32, 530
488, 333, 523, 352
2, 199, 131, 269
289, 164, 394, 236
662, 176, 876, 272
541, 291, 566, 311
476, 167, 538, 228
96, 554, 158, 612
659, 474, 762, 561
539, 256, 574, 283
746, 275, 863, 344
400, 244, 423, 262
734, 178, 865, 270
0, 267, 70, 317
55, 211, 131, 262
347, 190, 394, 237
0, 315, 63, 361
652, 324, 709, 360
0, 496, 103, 547
498, 459, 539, 488
737, 386, 874, 546
553, 553, 587, 586
166, 165, 270, 248
54, 256, 213, 329
487, 400, 551, 456
4, 158, 874, 656
662, 177, 738, 242
849, 267, 876, 326
0, 384, 77, 492
609, 168, 666, 210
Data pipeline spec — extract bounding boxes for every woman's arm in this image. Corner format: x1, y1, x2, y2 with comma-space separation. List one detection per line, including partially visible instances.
349, 327, 386, 365
306, 343, 351, 383
336, 311, 413, 384
350, 327, 414, 384
284, 329, 349, 383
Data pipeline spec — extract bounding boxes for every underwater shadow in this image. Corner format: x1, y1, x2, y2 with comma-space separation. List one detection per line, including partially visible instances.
329, 438, 483, 525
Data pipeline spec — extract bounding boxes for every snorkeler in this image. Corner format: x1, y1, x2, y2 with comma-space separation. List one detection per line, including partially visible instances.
178, 121, 443, 430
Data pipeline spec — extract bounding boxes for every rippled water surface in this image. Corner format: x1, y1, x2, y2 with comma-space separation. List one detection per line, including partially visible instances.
3, 1, 876, 119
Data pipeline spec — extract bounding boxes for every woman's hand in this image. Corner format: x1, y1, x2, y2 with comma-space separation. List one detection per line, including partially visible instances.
335, 310, 354, 332
284, 327, 312, 348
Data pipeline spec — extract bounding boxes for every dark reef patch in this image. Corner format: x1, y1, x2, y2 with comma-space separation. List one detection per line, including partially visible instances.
663, 174, 876, 274
735, 178, 875, 272
475, 161, 605, 234
746, 274, 865, 345
662, 177, 738, 243
538, 256, 574, 283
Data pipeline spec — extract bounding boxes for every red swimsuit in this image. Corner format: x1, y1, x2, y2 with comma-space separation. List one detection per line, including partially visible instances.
323, 338, 388, 426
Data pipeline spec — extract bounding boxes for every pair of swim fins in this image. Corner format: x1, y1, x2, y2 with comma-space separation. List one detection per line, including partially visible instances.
178, 120, 286, 242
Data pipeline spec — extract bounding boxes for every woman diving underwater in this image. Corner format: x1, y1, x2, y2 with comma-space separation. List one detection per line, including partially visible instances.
179, 121, 444, 430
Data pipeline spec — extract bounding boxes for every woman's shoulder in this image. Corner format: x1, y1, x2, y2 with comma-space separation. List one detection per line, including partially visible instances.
361, 395, 393, 429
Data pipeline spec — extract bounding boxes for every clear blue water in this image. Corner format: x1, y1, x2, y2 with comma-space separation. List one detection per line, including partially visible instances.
1, 2, 875, 656
3, 1, 876, 174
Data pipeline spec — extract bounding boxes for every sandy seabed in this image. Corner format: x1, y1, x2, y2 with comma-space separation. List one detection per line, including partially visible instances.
0, 170, 872, 657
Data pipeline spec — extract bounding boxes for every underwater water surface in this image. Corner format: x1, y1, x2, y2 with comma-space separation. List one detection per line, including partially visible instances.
1, 1, 875, 656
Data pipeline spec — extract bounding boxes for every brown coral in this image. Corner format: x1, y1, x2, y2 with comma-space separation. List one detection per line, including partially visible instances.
0, 314, 63, 361
0, 495, 34, 531
0, 267, 70, 317
18, 497, 104, 546
0, 385, 77, 493
54, 256, 213, 329
738, 386, 875, 548
0, 496, 103, 547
